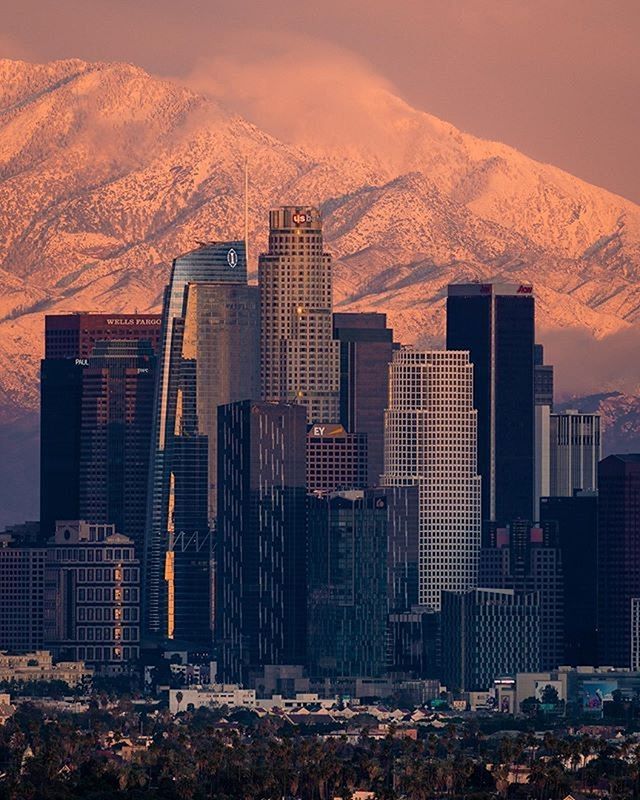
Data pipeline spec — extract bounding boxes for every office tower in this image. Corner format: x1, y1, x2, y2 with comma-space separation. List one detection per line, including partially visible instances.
446, 283, 535, 524
550, 410, 601, 496
44, 313, 162, 359
540, 492, 598, 666
598, 455, 640, 667
534, 344, 553, 517
307, 491, 388, 678
480, 521, 563, 670
382, 349, 481, 610
41, 314, 160, 541
216, 401, 307, 684
534, 344, 554, 407
333, 313, 395, 485
0, 535, 45, 652
375, 485, 420, 613
306, 423, 368, 494
441, 588, 540, 691
78, 340, 156, 555
44, 521, 140, 673
145, 241, 253, 641
259, 206, 340, 424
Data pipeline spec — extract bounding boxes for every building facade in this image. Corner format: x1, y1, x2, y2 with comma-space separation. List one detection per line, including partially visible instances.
41, 314, 160, 540
550, 410, 601, 497
382, 349, 481, 610
307, 491, 388, 679
0, 537, 45, 652
441, 588, 540, 691
216, 401, 307, 684
480, 521, 563, 670
306, 423, 368, 494
44, 521, 140, 673
144, 241, 251, 641
598, 455, 640, 667
446, 283, 535, 524
333, 312, 395, 486
259, 207, 340, 424
540, 492, 598, 666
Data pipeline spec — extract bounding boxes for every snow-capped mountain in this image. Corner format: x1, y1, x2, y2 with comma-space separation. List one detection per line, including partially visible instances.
2, 57, 640, 421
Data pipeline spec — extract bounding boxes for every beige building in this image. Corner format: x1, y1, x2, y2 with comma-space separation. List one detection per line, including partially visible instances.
259, 206, 340, 424
0, 651, 92, 687
382, 349, 481, 610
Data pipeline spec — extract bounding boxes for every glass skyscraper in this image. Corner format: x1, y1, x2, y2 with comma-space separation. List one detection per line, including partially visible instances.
446, 283, 535, 524
144, 241, 253, 641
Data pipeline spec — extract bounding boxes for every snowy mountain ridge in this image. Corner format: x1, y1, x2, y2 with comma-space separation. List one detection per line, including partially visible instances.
1, 57, 640, 417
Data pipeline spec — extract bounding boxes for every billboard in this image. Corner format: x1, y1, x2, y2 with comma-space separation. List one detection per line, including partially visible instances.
582, 680, 618, 713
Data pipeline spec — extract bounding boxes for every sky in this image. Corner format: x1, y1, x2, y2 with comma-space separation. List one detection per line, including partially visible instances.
2, 0, 639, 204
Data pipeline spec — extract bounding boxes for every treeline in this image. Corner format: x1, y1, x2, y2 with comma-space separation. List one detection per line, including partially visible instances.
1, 704, 639, 799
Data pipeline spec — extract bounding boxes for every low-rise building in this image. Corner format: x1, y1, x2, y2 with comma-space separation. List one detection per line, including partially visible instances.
0, 650, 92, 687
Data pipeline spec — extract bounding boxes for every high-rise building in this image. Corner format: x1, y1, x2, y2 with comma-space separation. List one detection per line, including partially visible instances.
41, 315, 160, 541
0, 535, 45, 653
446, 283, 535, 524
598, 455, 640, 667
550, 410, 601, 497
333, 313, 395, 485
307, 491, 388, 679
306, 423, 368, 494
540, 492, 598, 666
144, 241, 254, 641
44, 313, 162, 359
533, 344, 553, 518
382, 349, 481, 610
44, 521, 140, 673
480, 521, 563, 670
534, 344, 554, 407
259, 207, 340, 424
441, 588, 540, 691
216, 400, 307, 684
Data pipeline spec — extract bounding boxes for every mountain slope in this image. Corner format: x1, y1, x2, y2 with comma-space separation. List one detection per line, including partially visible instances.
1, 57, 640, 418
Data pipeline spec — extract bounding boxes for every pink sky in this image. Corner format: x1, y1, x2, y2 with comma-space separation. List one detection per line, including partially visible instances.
2, 0, 639, 203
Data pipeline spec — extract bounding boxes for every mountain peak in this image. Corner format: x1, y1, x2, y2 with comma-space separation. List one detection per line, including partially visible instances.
0, 57, 639, 416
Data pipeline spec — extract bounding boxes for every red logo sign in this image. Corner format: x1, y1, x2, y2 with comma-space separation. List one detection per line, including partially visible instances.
292, 212, 312, 225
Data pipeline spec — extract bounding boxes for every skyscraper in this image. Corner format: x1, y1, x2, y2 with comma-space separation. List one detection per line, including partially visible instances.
540, 492, 598, 665
216, 400, 307, 684
307, 491, 388, 679
382, 349, 481, 610
41, 314, 161, 541
0, 536, 45, 653
598, 455, 640, 667
550, 410, 601, 496
446, 283, 535, 524
534, 343, 553, 518
333, 312, 395, 485
144, 241, 254, 641
259, 207, 340, 424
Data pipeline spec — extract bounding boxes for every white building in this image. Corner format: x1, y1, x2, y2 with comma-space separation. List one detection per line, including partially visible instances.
259, 206, 340, 424
550, 410, 601, 496
382, 349, 481, 610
